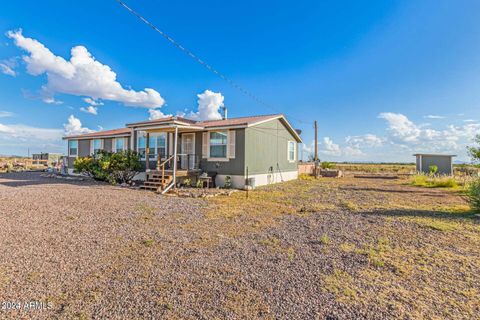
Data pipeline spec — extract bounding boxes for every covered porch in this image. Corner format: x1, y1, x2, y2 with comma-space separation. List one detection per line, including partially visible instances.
132, 121, 204, 193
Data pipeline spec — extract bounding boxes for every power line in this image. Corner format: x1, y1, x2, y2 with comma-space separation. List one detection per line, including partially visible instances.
114, 0, 312, 126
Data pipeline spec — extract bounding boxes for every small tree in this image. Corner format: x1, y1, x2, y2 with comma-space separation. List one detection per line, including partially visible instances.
109, 150, 142, 184
74, 150, 141, 184
467, 134, 480, 164
428, 165, 438, 176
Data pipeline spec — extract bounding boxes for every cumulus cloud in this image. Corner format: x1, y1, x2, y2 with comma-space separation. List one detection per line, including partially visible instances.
378, 112, 421, 142
63, 115, 94, 136
187, 90, 224, 121
7, 29, 165, 108
378, 112, 480, 153
148, 108, 172, 120
346, 134, 383, 148
319, 137, 364, 157
80, 106, 98, 115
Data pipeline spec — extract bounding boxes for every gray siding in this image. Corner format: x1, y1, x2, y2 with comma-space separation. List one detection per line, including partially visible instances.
244, 119, 298, 175
78, 140, 91, 157
199, 129, 245, 176
416, 155, 453, 175
104, 138, 113, 152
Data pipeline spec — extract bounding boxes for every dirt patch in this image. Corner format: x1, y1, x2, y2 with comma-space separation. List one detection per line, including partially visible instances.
0, 172, 478, 319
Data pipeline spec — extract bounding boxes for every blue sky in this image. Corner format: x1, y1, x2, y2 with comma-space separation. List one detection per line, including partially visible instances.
1, 0, 479, 161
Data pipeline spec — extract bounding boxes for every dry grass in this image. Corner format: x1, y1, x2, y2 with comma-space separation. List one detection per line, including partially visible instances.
1, 172, 479, 319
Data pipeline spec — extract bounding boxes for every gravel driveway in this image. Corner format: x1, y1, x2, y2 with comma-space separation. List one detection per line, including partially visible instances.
0, 172, 478, 319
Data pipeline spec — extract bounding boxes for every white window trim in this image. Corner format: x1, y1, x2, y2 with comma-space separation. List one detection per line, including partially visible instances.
288, 140, 296, 162
207, 130, 229, 161
68, 140, 78, 157
90, 138, 104, 155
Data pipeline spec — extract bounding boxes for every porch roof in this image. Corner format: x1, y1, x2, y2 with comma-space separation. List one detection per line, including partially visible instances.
62, 127, 131, 140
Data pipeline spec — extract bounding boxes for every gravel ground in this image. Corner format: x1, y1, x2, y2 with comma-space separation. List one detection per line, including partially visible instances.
0, 172, 478, 319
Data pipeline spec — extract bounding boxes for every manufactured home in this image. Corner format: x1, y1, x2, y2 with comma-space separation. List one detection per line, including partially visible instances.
63, 114, 302, 190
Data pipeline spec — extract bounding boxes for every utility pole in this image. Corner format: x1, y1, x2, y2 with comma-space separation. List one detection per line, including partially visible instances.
314, 120, 318, 178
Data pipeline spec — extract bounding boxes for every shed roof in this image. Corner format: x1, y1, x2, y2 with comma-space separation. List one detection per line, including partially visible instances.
413, 153, 456, 157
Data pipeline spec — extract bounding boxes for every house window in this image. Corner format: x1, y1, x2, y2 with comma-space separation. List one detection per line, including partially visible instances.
92, 139, 103, 155
148, 136, 156, 159
157, 134, 166, 158
137, 135, 146, 159
137, 132, 166, 160
115, 137, 125, 152
288, 141, 296, 162
69, 140, 78, 156
209, 131, 227, 158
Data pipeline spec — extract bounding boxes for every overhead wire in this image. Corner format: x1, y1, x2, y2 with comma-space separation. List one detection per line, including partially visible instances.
114, 0, 313, 127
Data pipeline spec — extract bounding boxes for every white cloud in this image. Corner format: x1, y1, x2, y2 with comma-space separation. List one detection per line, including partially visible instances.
83, 97, 103, 106
378, 112, 421, 142
187, 90, 224, 121
43, 97, 63, 105
378, 112, 480, 154
321, 137, 341, 156
148, 108, 171, 120
7, 29, 165, 108
346, 134, 383, 148
424, 115, 445, 119
464, 119, 477, 123
0, 111, 15, 118
0, 63, 16, 76
0, 123, 62, 142
0, 57, 18, 77
63, 115, 94, 136
319, 137, 364, 157
80, 106, 98, 115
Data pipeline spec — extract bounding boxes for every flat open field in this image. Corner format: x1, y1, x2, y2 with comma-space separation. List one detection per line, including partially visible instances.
0, 172, 479, 319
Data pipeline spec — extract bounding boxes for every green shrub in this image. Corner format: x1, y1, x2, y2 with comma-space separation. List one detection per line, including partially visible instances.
410, 174, 458, 188
321, 161, 335, 169
467, 179, 480, 212
224, 176, 232, 189
428, 165, 438, 175
74, 150, 141, 184
411, 174, 428, 187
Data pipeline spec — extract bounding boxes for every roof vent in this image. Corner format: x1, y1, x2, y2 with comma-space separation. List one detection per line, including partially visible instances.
221, 106, 228, 120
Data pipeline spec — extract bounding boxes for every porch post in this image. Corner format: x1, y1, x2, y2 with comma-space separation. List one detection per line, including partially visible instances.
145, 132, 150, 171
173, 126, 178, 188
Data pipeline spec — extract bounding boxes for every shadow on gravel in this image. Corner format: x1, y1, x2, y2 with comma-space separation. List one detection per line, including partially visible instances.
362, 208, 478, 221
0, 171, 102, 188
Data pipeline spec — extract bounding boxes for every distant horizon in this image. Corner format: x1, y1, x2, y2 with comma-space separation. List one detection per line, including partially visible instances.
1, 1, 480, 162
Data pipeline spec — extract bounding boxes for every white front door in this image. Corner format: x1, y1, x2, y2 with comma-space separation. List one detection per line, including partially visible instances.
181, 133, 195, 169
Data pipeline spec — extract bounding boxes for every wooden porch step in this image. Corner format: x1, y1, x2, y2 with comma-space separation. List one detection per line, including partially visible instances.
147, 178, 172, 183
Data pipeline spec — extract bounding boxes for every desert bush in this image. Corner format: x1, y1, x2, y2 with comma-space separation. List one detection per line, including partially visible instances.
410, 174, 458, 188
224, 176, 232, 189
321, 161, 335, 169
429, 165, 438, 175
466, 179, 480, 212
74, 150, 141, 184
298, 173, 314, 180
